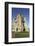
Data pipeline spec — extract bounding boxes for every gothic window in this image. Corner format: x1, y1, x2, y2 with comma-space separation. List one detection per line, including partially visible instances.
16, 28, 18, 31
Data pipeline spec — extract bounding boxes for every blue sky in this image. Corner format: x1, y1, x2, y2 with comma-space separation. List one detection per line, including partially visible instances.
12, 8, 29, 26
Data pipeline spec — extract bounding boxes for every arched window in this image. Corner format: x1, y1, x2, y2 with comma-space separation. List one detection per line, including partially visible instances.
16, 28, 18, 31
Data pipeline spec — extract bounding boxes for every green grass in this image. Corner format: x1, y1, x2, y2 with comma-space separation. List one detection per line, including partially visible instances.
12, 31, 29, 38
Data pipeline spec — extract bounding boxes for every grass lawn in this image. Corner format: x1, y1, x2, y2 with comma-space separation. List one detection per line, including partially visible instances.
12, 31, 29, 38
